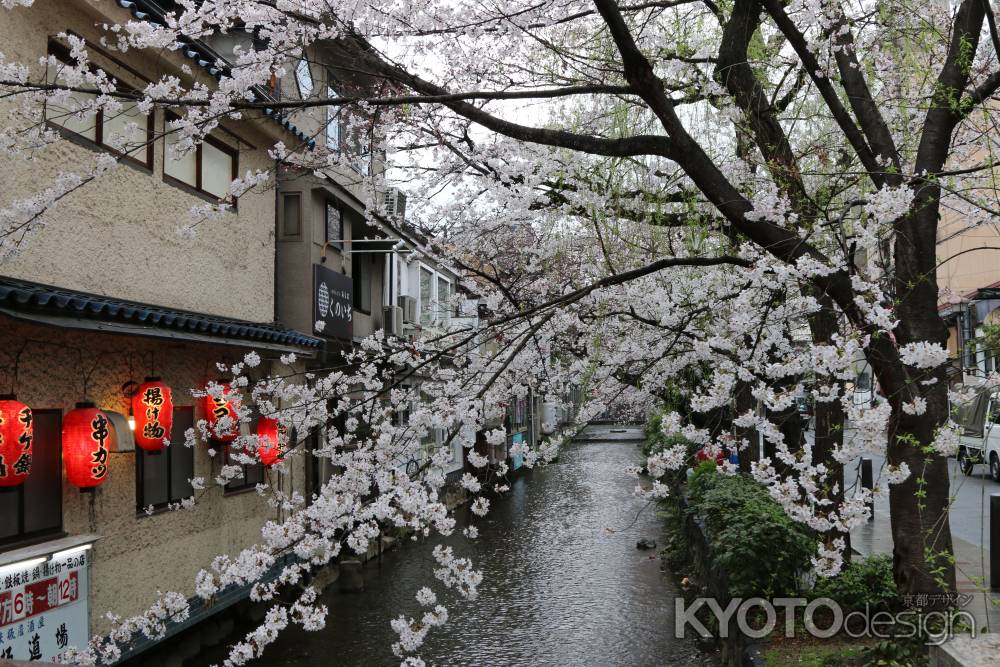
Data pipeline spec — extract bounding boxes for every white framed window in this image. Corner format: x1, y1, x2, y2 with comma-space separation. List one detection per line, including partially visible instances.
326, 82, 340, 150
417, 264, 453, 327
163, 112, 238, 202
46, 40, 154, 168
295, 59, 313, 98
419, 266, 434, 326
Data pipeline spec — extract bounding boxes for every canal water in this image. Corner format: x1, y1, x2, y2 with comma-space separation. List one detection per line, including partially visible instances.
204, 435, 715, 666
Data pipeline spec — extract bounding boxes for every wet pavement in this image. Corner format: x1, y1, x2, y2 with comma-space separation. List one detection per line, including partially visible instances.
845, 446, 1000, 631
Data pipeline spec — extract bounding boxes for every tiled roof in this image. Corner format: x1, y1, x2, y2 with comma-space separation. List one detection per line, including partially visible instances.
0, 276, 322, 349
116, 0, 317, 148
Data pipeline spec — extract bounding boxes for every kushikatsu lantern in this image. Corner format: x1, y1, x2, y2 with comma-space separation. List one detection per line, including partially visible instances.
257, 417, 282, 466
63, 403, 112, 491
0, 395, 32, 487
204, 385, 238, 443
131, 377, 173, 452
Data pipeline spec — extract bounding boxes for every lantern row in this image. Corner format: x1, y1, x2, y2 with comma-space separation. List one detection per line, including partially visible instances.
0, 380, 283, 491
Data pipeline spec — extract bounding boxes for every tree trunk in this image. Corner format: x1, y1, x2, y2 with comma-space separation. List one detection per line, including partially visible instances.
735, 380, 758, 473
886, 387, 956, 601
808, 294, 849, 556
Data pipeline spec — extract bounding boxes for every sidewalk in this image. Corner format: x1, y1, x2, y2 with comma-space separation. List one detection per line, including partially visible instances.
851, 510, 1000, 632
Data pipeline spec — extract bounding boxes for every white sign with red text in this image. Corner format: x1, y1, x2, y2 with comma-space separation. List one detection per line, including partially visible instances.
0, 550, 89, 661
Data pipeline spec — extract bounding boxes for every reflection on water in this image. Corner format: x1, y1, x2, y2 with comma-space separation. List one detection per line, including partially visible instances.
205, 439, 714, 666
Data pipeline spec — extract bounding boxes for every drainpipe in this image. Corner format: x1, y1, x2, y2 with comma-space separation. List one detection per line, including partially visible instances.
273, 158, 280, 325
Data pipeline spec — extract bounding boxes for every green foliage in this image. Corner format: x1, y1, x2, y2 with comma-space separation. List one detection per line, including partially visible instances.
761, 640, 868, 667
686, 466, 816, 598
862, 638, 927, 667
641, 411, 695, 459
812, 555, 897, 613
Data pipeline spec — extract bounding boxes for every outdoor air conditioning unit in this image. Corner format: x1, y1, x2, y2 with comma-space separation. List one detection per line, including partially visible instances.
458, 298, 478, 317
384, 188, 407, 222
398, 295, 417, 323
384, 305, 403, 337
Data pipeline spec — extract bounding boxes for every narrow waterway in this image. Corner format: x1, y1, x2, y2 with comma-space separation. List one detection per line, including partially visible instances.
205, 434, 715, 666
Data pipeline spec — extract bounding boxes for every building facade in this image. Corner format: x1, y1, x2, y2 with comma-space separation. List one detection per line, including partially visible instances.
0, 0, 320, 661
0, 1, 571, 661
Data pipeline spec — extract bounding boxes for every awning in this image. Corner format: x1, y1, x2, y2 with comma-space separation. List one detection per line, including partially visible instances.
0, 276, 322, 355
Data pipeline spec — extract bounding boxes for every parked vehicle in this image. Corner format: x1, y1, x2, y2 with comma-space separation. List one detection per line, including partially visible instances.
795, 395, 812, 419
955, 387, 1000, 478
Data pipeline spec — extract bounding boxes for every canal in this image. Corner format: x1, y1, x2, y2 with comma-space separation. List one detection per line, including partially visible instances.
202, 433, 715, 666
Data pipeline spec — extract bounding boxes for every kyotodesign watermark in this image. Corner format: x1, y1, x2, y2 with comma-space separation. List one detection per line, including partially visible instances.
675, 597, 976, 645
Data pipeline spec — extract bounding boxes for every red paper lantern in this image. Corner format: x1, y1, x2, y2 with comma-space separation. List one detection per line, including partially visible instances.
63, 403, 112, 490
257, 417, 282, 466
204, 386, 238, 442
132, 378, 173, 452
0, 395, 32, 487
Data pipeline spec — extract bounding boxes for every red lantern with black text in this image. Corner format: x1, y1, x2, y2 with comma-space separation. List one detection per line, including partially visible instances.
0, 395, 32, 487
63, 403, 112, 490
204, 386, 238, 443
257, 417, 282, 466
132, 378, 173, 451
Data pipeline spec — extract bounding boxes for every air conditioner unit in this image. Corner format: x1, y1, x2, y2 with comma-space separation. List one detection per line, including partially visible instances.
398, 295, 417, 323
384, 305, 403, 337
458, 298, 478, 317
384, 188, 407, 222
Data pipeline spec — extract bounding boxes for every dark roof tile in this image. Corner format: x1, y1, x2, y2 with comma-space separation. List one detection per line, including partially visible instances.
0, 275, 321, 349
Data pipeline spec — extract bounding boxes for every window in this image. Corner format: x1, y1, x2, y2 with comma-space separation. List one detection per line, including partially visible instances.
325, 202, 343, 248
353, 254, 372, 313
0, 410, 63, 547
281, 193, 301, 237
419, 267, 434, 326
342, 110, 372, 175
437, 275, 452, 326
224, 420, 264, 494
296, 59, 314, 98
163, 114, 239, 202
136, 407, 195, 513
326, 82, 341, 150
418, 266, 454, 327
46, 42, 154, 169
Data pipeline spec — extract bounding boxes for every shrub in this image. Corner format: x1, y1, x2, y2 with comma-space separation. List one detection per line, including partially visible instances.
686, 466, 816, 598
812, 554, 897, 613
641, 413, 697, 460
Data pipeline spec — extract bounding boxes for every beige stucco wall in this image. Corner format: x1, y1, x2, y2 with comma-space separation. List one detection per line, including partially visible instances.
277, 173, 385, 340
937, 216, 1000, 297
0, 0, 283, 323
0, 317, 307, 636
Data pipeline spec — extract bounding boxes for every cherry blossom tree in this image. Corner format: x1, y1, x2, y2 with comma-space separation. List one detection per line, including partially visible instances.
3, 0, 1000, 662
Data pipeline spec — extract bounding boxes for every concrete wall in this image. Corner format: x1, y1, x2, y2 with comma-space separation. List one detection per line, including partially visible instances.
0, 317, 307, 636
0, 0, 282, 323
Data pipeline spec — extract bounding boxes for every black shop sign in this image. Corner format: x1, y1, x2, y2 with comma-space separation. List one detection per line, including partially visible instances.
313, 264, 353, 340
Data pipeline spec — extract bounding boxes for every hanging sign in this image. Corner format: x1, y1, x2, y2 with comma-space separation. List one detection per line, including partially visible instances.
257, 417, 282, 466
132, 378, 173, 451
0, 396, 32, 487
204, 386, 238, 443
62, 405, 111, 490
313, 263, 353, 340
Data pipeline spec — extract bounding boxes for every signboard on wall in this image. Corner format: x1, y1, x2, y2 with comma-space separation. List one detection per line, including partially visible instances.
0, 551, 89, 661
313, 264, 353, 340
510, 432, 526, 470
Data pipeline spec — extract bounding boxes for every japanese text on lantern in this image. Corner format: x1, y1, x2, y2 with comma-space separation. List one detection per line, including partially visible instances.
89, 414, 109, 479
0, 399, 33, 485
141, 387, 165, 441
